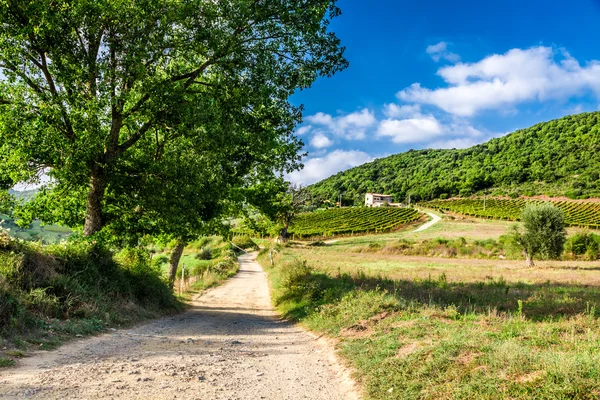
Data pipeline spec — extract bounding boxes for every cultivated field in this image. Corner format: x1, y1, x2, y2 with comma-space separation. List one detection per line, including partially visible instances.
289, 207, 421, 239
423, 198, 600, 228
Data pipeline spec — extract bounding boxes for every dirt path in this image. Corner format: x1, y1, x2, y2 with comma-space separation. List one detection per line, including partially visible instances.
413, 211, 442, 232
0, 253, 358, 400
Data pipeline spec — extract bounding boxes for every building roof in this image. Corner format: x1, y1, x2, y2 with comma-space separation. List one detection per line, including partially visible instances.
366, 193, 393, 197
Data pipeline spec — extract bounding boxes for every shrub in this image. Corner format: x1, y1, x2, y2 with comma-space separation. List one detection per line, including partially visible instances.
565, 232, 600, 260
195, 247, 212, 260
151, 255, 168, 269
231, 235, 259, 251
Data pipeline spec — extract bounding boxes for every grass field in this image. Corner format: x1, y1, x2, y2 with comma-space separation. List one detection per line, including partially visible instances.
260, 217, 600, 399
0, 215, 72, 243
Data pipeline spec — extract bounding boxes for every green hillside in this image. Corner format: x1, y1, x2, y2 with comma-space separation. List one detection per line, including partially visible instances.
310, 112, 600, 204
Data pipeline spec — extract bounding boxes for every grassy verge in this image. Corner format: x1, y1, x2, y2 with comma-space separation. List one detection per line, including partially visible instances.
0, 231, 182, 367
259, 246, 600, 399
153, 236, 245, 299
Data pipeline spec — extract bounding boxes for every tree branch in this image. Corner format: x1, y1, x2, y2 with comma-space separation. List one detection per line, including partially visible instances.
37, 51, 77, 142
118, 120, 154, 153
0, 61, 47, 95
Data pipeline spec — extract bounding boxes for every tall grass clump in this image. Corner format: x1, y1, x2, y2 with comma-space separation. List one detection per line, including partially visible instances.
0, 231, 181, 348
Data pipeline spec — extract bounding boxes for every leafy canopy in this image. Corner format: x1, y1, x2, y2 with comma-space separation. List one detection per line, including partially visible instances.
0, 0, 348, 237
513, 203, 566, 261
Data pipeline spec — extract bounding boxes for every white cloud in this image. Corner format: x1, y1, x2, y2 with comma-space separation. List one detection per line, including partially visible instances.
376, 112, 485, 145
309, 132, 333, 148
426, 41, 461, 63
287, 150, 372, 185
399, 46, 600, 116
305, 108, 376, 140
383, 103, 422, 118
377, 116, 443, 144
295, 125, 312, 136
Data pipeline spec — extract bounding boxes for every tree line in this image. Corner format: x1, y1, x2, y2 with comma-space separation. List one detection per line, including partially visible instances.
310, 112, 600, 205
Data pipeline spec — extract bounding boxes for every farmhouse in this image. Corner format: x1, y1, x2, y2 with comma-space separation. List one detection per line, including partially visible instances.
365, 193, 394, 207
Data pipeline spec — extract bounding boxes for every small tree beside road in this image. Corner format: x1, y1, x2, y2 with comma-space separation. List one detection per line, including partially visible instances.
511, 203, 566, 267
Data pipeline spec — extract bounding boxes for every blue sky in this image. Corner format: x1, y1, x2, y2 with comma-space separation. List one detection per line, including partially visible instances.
287, 0, 600, 185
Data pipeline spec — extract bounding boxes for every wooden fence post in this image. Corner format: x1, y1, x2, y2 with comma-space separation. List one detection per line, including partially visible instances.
180, 263, 185, 294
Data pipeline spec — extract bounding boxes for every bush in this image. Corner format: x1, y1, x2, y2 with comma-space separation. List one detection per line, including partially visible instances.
565, 232, 600, 260
0, 238, 180, 338
509, 203, 566, 266
195, 248, 212, 260
151, 255, 168, 269
231, 235, 259, 251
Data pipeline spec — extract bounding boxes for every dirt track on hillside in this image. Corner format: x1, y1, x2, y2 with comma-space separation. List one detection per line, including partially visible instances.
0, 253, 358, 400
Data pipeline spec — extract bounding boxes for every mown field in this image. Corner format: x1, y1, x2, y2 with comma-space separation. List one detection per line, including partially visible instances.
289, 207, 421, 239
0, 215, 72, 243
423, 198, 600, 228
260, 217, 600, 399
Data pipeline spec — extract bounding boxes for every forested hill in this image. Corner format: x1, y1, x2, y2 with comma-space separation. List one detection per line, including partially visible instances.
309, 112, 600, 205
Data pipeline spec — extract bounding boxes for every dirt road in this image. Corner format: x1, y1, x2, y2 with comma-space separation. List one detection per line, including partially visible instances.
0, 253, 358, 400
413, 211, 442, 232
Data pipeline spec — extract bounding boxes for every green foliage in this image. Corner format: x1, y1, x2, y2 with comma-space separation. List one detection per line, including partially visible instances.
309, 112, 600, 203
289, 207, 421, 238
0, 0, 347, 240
511, 204, 567, 262
195, 248, 212, 261
0, 357, 16, 368
424, 198, 600, 228
357, 236, 507, 258
564, 232, 600, 260
231, 235, 259, 251
0, 235, 180, 339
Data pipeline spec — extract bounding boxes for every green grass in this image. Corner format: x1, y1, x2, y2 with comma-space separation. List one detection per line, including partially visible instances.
259, 245, 600, 399
0, 357, 16, 368
1, 215, 72, 244
153, 236, 241, 299
0, 232, 182, 360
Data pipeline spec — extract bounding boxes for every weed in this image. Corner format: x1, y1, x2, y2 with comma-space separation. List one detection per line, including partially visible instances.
5, 350, 25, 358
0, 357, 16, 368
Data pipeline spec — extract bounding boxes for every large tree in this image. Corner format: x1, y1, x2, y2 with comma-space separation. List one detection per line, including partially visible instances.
0, 0, 347, 235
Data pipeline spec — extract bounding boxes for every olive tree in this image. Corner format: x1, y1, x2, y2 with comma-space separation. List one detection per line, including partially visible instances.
511, 203, 566, 267
0, 0, 347, 236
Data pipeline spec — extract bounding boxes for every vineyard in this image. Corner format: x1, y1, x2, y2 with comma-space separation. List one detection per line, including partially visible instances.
423, 198, 600, 228
289, 207, 421, 238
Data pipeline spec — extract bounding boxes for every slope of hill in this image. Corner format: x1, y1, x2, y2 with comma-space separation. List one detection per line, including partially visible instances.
309, 112, 600, 205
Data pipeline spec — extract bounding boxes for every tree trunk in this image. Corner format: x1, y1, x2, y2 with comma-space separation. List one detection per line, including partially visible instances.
524, 251, 535, 267
83, 166, 106, 236
168, 241, 185, 290
279, 223, 289, 242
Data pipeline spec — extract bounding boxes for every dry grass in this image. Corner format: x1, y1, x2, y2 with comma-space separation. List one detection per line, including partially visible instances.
292, 247, 600, 286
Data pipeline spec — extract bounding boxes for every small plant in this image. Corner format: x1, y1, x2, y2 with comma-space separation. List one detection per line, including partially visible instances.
5, 350, 25, 358
0, 357, 16, 368
195, 247, 212, 260
231, 235, 259, 251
